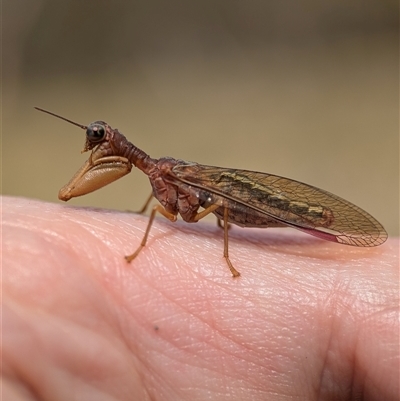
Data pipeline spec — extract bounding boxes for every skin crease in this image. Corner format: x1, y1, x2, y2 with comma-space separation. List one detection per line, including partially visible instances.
2, 196, 399, 401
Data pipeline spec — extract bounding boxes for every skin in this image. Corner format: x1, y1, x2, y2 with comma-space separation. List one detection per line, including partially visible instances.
2, 196, 399, 401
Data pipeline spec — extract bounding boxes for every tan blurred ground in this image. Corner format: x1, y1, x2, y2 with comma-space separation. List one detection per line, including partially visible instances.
2, 0, 399, 235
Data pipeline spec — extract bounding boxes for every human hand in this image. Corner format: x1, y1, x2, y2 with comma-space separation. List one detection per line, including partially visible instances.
2, 196, 399, 400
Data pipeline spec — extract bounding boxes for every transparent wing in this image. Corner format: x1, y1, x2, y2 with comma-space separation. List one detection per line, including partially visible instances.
171, 163, 387, 247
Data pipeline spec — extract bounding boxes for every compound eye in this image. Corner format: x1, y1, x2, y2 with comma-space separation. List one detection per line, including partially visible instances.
86, 123, 105, 142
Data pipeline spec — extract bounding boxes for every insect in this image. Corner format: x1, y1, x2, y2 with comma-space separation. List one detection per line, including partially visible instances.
35, 107, 388, 277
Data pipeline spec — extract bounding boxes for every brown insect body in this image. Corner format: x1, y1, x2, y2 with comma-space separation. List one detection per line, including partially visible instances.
35, 107, 388, 277
56, 116, 287, 228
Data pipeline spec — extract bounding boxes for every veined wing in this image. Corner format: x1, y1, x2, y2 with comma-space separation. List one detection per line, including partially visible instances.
171, 163, 387, 247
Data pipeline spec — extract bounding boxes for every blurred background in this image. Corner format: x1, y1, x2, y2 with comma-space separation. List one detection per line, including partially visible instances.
3, 0, 399, 236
